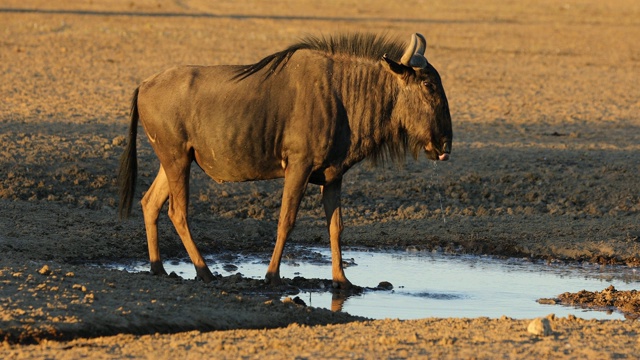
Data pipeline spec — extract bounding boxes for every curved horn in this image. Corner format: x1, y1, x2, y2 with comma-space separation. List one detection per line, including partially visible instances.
415, 33, 426, 56
401, 33, 428, 69
400, 33, 418, 66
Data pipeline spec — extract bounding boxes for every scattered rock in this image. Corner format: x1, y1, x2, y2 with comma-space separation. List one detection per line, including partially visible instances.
292, 296, 307, 306
282, 296, 307, 307
282, 297, 294, 305
72, 284, 87, 292
222, 264, 239, 272
527, 317, 552, 336
38, 265, 52, 276
377, 281, 394, 290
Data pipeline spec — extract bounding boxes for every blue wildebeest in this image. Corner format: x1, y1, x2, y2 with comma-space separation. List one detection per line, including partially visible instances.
118, 33, 452, 289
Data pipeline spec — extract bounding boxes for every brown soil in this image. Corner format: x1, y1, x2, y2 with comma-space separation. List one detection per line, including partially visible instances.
1, 0, 639, 358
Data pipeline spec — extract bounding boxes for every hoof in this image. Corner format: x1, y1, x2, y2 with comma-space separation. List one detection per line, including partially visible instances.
196, 268, 216, 283
150, 269, 168, 276
150, 262, 168, 277
264, 274, 282, 286
195, 275, 215, 283
332, 280, 353, 290
193, 263, 216, 283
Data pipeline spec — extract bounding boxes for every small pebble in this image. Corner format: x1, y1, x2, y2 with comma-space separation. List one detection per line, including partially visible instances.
292, 296, 307, 306
377, 281, 394, 290
222, 264, 238, 272
38, 265, 52, 276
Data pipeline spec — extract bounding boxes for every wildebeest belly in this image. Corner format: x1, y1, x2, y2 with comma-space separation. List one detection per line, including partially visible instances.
192, 146, 285, 183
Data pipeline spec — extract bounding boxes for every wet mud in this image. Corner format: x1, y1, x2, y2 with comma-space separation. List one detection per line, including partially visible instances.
553, 286, 640, 320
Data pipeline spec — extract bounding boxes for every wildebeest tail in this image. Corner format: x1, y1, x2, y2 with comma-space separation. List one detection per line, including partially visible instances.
117, 87, 140, 220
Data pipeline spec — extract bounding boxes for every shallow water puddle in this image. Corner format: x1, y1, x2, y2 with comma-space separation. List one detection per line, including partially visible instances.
112, 248, 640, 320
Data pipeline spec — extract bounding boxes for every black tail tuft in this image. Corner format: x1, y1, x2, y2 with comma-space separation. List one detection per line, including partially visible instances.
117, 87, 140, 220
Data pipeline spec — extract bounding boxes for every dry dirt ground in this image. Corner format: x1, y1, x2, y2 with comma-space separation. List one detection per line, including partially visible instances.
1, 0, 640, 358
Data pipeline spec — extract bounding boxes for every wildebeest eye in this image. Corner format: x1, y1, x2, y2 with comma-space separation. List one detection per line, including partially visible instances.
422, 81, 429, 87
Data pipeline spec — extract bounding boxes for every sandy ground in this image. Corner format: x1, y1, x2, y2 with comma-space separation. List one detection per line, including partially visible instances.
1, 0, 639, 358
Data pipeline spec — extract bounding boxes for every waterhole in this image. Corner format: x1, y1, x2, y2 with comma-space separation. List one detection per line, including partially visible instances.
111, 248, 639, 320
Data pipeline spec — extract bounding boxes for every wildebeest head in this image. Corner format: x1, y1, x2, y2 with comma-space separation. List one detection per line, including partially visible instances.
382, 33, 452, 161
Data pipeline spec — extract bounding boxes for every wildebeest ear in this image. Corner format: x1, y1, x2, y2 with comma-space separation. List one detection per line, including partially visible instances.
381, 54, 409, 76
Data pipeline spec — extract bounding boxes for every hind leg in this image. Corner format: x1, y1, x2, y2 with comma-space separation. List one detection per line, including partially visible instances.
141, 166, 170, 276
164, 158, 215, 283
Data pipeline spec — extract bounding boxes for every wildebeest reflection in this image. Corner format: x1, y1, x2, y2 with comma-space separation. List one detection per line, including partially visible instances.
118, 33, 452, 289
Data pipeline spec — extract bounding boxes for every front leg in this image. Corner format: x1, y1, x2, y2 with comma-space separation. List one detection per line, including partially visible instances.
321, 179, 352, 289
265, 161, 312, 285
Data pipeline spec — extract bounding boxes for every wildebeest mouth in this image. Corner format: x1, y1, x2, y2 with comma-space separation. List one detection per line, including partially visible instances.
425, 143, 451, 161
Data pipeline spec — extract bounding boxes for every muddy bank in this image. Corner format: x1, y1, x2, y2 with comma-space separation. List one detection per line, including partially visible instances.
0, 258, 363, 345
553, 286, 640, 320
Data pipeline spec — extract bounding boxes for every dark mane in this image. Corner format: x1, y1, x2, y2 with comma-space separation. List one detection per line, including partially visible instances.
234, 33, 406, 81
